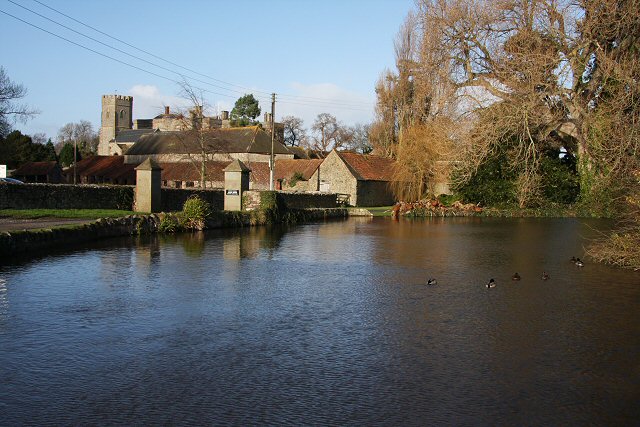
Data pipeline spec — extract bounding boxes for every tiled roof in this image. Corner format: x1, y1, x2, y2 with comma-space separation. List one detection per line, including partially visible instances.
114, 129, 156, 143
67, 156, 137, 181
13, 161, 59, 176
125, 126, 291, 156
274, 159, 322, 181
285, 146, 310, 159
336, 151, 395, 181
158, 161, 227, 182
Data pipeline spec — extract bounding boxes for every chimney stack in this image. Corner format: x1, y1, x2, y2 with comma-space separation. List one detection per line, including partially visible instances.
165, 106, 170, 115
221, 110, 229, 120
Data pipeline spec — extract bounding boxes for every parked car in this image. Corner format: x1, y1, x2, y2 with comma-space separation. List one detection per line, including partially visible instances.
0, 177, 24, 184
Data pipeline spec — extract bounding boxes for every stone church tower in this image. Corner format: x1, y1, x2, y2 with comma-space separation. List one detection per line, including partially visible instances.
98, 95, 133, 155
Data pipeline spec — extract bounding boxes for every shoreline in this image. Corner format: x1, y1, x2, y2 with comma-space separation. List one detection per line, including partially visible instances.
0, 208, 349, 260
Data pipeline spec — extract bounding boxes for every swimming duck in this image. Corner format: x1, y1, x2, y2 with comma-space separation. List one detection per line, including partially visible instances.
512, 272, 521, 281
570, 256, 577, 263
427, 278, 437, 286
575, 258, 584, 267
542, 272, 550, 280
486, 278, 496, 288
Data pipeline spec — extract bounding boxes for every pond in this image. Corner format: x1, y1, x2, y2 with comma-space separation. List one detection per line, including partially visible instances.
1, 217, 639, 425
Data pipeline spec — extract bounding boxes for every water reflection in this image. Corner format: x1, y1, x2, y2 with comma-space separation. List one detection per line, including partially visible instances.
0, 218, 638, 425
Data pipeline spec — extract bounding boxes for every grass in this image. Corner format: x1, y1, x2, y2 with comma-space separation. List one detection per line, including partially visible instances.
0, 209, 136, 219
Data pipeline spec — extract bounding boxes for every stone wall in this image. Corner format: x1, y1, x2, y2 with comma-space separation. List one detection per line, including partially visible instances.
0, 183, 134, 210
356, 181, 396, 207
0, 183, 227, 212
317, 151, 358, 204
0, 208, 349, 258
161, 188, 224, 212
242, 190, 337, 211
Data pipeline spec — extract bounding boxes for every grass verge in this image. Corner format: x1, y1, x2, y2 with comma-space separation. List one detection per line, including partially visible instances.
0, 209, 136, 219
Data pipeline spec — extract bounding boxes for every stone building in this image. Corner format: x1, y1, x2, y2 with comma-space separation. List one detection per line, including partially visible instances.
98, 94, 284, 156
318, 150, 396, 206
275, 159, 323, 192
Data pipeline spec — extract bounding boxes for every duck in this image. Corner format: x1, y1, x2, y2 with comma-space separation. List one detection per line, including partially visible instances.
427, 278, 437, 286
575, 258, 584, 267
486, 278, 496, 288
541, 272, 550, 280
570, 256, 577, 263
511, 272, 521, 281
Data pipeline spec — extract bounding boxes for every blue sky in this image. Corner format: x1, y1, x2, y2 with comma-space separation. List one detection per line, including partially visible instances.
1, 0, 414, 139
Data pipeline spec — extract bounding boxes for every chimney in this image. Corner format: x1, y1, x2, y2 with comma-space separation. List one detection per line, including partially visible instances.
221, 110, 229, 120
165, 106, 170, 115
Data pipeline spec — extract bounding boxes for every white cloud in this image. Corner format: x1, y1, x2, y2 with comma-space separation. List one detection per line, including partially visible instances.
277, 82, 375, 127
128, 85, 189, 119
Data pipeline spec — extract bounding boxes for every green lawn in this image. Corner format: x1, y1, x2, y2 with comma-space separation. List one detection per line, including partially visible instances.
0, 209, 136, 219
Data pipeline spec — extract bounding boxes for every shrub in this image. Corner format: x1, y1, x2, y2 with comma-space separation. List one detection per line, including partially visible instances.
158, 214, 180, 233
453, 151, 517, 207
180, 195, 212, 230
539, 150, 580, 204
289, 171, 305, 187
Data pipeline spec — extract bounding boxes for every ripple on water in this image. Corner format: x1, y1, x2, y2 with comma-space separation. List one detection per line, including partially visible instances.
0, 218, 639, 425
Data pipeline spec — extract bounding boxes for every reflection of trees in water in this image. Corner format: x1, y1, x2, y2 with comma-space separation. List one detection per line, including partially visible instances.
181, 232, 205, 257
222, 226, 289, 260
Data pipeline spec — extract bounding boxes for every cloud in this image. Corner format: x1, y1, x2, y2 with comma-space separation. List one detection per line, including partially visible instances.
277, 82, 375, 127
128, 85, 188, 119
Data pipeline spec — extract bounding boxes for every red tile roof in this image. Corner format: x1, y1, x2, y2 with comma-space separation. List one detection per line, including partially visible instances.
336, 151, 395, 181
274, 159, 322, 181
13, 161, 60, 176
67, 156, 137, 181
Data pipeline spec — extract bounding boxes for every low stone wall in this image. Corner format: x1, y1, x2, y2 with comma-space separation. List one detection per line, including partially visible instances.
0, 183, 225, 212
161, 188, 224, 212
0, 183, 134, 210
0, 208, 349, 258
243, 190, 337, 211
0, 215, 160, 257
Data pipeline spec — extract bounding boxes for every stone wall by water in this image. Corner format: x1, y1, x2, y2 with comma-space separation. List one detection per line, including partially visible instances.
0, 208, 348, 257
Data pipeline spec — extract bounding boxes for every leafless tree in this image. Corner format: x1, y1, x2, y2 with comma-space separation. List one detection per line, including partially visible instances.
306, 113, 340, 155
56, 120, 98, 155
0, 67, 38, 137
282, 115, 306, 146
346, 123, 372, 154
175, 81, 223, 188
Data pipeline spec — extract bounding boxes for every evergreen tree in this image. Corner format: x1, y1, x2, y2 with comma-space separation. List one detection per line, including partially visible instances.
230, 94, 261, 127
58, 142, 81, 167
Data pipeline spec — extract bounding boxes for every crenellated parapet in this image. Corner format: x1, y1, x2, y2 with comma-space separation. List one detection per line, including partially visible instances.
102, 94, 133, 101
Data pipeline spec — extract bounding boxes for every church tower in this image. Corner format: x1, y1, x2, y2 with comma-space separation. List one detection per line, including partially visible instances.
98, 95, 133, 155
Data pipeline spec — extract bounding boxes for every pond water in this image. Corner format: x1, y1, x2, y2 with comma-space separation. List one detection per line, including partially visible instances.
1, 217, 639, 425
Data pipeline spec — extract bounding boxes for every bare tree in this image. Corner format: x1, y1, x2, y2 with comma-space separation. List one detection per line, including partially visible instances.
282, 115, 306, 146
56, 121, 98, 155
175, 81, 223, 188
346, 123, 372, 154
0, 67, 38, 137
306, 113, 340, 155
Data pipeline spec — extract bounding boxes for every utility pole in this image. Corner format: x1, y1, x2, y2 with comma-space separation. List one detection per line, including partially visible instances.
269, 93, 276, 191
73, 139, 77, 185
